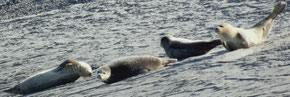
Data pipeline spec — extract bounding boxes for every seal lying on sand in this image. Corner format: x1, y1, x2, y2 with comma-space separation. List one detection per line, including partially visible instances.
161, 35, 221, 60
215, 2, 286, 51
97, 56, 177, 84
5, 59, 93, 94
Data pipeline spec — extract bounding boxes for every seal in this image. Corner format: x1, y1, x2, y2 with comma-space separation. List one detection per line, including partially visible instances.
215, 2, 286, 51
161, 35, 222, 60
97, 56, 177, 84
4, 59, 93, 94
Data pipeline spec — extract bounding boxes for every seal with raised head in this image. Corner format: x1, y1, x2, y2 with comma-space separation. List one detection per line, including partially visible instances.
97, 56, 177, 84
5, 59, 93, 94
215, 2, 286, 51
161, 35, 222, 60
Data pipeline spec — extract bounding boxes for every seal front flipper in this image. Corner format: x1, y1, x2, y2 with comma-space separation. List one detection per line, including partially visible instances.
222, 41, 235, 51
55, 60, 70, 71
236, 33, 251, 48
54, 59, 77, 72
135, 68, 150, 74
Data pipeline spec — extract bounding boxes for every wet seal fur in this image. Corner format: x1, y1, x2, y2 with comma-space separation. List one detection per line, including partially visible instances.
97, 56, 177, 84
215, 2, 287, 51
4, 59, 93, 94
161, 35, 222, 60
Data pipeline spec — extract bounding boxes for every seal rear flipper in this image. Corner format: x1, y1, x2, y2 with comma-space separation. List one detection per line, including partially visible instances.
4, 85, 21, 94
161, 58, 178, 66
268, 2, 286, 20
251, 2, 286, 36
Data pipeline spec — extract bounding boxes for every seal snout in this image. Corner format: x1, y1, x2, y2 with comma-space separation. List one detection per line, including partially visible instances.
215, 23, 230, 33
97, 74, 101, 79
96, 66, 111, 82
215, 27, 220, 33
88, 72, 93, 77
215, 25, 223, 33
160, 36, 171, 47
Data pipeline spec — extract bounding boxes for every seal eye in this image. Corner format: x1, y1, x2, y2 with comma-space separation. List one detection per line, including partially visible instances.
219, 25, 224, 28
